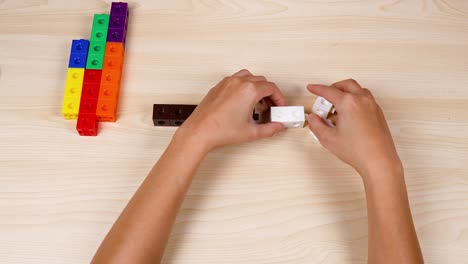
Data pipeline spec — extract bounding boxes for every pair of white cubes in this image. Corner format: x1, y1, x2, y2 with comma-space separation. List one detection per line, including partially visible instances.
270, 96, 335, 128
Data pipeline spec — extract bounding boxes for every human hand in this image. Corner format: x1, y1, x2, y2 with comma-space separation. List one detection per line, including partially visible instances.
174, 69, 286, 153
306, 79, 402, 178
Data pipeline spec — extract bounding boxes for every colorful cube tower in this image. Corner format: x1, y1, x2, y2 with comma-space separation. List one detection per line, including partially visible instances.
62, 2, 129, 136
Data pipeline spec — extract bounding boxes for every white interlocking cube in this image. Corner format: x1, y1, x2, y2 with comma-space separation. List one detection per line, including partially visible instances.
312, 96, 335, 119
270, 106, 305, 128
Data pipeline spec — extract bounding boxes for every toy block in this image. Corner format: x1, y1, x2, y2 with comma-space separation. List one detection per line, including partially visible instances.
92, 14, 110, 29
65, 68, 85, 87
82, 83, 100, 99
312, 96, 336, 119
64, 83, 82, 98
270, 106, 305, 128
109, 15, 128, 29
153, 104, 197, 127
98, 84, 120, 101
69, 53, 88, 68
101, 70, 122, 86
88, 41, 106, 56
77, 114, 98, 136
70, 39, 89, 54
96, 99, 118, 122
90, 27, 109, 43
78, 98, 98, 114
83, 69, 103, 84
111, 2, 129, 16
103, 55, 124, 71
86, 53, 105, 69
68, 39, 89, 68
62, 96, 81, 120
90, 14, 110, 42
107, 27, 127, 43
105, 42, 124, 57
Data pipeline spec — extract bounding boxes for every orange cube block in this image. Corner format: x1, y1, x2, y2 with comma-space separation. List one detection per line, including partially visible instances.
105, 42, 124, 58
96, 99, 117, 122
101, 69, 122, 86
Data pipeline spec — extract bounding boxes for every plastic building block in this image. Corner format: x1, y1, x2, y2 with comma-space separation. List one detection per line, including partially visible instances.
108, 3, 129, 44
105, 42, 124, 57
68, 39, 89, 68
65, 68, 85, 88
92, 14, 110, 29
109, 15, 127, 29
90, 14, 110, 42
98, 84, 120, 101
62, 96, 81, 120
90, 26, 109, 42
96, 100, 117, 122
153, 104, 197, 127
88, 41, 106, 56
309, 97, 336, 141
312, 96, 335, 119
103, 55, 124, 71
69, 53, 88, 68
111, 2, 129, 16
83, 69, 102, 84
62, 68, 84, 119
63, 82, 82, 98
270, 106, 305, 128
86, 54, 104, 69
70, 39, 89, 54
107, 28, 127, 43
101, 70, 122, 86
77, 114, 98, 136
79, 98, 98, 114
82, 83, 100, 99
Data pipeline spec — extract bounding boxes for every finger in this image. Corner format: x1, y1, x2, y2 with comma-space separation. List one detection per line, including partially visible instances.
250, 122, 285, 140
307, 84, 344, 105
255, 81, 287, 106
332, 79, 361, 94
232, 69, 252, 77
307, 114, 335, 145
247, 75, 267, 82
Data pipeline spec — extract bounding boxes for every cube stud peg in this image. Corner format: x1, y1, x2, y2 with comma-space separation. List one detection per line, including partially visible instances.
270, 106, 305, 128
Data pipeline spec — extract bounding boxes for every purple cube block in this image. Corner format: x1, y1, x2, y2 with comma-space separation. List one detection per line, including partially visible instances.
111, 2, 128, 16
109, 14, 127, 29
107, 28, 126, 43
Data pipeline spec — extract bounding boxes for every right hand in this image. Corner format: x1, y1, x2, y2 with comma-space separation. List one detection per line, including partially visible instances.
306, 79, 402, 178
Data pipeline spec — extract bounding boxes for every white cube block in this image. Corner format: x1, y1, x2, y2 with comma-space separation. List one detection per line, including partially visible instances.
312, 96, 335, 119
270, 106, 305, 128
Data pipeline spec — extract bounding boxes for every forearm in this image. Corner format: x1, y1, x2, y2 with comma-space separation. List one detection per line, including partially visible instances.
92, 133, 208, 264
362, 162, 423, 264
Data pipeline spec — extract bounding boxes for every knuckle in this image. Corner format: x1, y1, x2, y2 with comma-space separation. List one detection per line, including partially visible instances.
346, 78, 359, 86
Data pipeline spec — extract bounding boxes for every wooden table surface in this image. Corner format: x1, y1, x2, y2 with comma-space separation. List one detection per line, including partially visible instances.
1, 1, 468, 263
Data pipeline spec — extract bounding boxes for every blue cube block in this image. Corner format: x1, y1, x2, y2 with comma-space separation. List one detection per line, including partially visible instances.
70, 39, 89, 54
68, 53, 88, 68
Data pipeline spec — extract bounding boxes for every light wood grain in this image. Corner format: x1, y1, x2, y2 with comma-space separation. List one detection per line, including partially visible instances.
1, 0, 468, 263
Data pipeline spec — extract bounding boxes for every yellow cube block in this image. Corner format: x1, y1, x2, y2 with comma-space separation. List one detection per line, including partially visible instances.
66, 68, 85, 87
62, 96, 81, 120
62, 68, 84, 119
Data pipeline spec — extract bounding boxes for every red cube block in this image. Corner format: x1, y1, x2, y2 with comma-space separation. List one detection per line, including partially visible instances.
76, 114, 98, 136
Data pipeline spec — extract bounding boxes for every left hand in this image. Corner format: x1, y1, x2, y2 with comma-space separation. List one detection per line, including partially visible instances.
175, 69, 287, 152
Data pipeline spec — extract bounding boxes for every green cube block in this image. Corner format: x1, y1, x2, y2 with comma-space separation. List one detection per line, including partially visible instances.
89, 41, 106, 56
90, 14, 110, 42
86, 53, 105, 69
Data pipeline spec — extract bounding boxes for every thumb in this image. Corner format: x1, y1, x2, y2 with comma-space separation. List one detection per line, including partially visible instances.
307, 114, 334, 143
251, 122, 285, 140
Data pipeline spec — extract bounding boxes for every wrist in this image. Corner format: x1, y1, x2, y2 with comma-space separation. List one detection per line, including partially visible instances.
360, 159, 404, 186
172, 126, 211, 157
